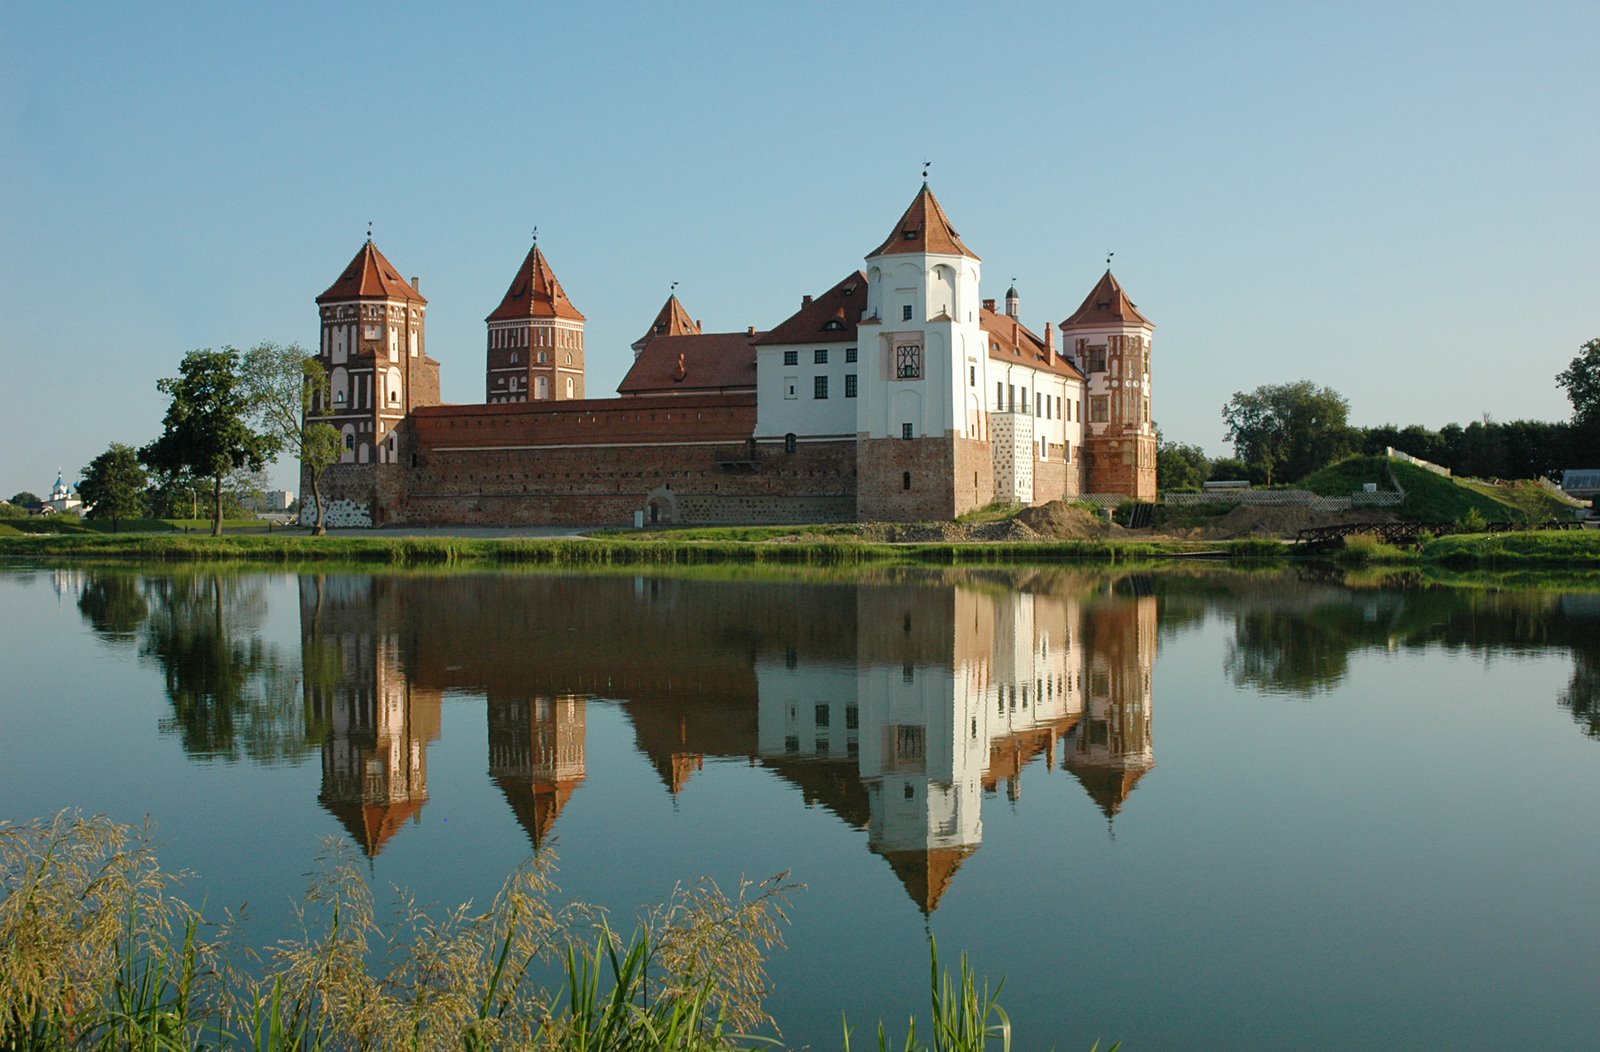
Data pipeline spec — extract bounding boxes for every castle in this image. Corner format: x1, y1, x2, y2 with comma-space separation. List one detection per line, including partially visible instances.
302, 183, 1156, 527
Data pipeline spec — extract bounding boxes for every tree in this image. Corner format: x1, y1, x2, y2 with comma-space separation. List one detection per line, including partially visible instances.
78, 443, 148, 531
1557, 338, 1600, 428
9, 491, 41, 508
1221, 381, 1352, 485
1156, 439, 1210, 491
141, 349, 279, 536
1208, 457, 1249, 482
241, 342, 340, 535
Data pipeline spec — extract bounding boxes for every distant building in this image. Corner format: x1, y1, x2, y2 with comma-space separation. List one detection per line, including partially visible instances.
257, 489, 295, 512
43, 470, 84, 516
1560, 469, 1600, 503
303, 183, 1157, 527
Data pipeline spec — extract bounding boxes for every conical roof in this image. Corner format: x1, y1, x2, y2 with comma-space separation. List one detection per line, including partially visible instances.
867, 184, 979, 260
878, 845, 976, 915
495, 776, 582, 850
1064, 759, 1154, 818
317, 240, 427, 304
320, 797, 427, 858
1061, 270, 1151, 329
632, 294, 702, 351
487, 244, 585, 322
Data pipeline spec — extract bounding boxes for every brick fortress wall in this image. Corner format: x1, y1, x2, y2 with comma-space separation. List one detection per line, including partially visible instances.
392, 394, 855, 526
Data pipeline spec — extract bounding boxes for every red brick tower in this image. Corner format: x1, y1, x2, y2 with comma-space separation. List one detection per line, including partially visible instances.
486, 238, 586, 403
1061, 271, 1156, 500
312, 237, 438, 469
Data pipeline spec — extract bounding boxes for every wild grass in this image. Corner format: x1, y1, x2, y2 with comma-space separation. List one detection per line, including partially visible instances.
2, 812, 801, 1051
1332, 533, 1413, 567
2, 811, 1061, 1051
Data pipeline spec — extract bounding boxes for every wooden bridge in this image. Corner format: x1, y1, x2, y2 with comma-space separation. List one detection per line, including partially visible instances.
1294, 520, 1585, 552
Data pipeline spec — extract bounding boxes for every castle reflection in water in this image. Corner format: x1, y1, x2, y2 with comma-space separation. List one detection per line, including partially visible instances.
299, 573, 1156, 911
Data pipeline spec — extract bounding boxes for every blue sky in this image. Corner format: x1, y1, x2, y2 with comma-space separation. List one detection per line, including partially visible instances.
3, 1, 1596, 497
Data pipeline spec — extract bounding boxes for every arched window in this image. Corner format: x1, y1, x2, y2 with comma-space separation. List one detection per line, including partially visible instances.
536, 376, 550, 399
565, 377, 574, 398
902, 471, 912, 491
784, 433, 796, 454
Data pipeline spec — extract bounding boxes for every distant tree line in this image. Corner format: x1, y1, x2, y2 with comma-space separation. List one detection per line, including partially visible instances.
1156, 338, 1600, 491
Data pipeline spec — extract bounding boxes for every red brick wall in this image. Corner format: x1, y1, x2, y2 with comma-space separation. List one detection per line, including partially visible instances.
857, 436, 958, 521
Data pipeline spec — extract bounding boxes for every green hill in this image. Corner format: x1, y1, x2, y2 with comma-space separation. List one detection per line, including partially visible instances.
1299, 455, 1560, 524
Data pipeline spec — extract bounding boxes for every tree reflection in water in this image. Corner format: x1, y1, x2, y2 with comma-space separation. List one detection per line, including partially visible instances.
75, 571, 321, 764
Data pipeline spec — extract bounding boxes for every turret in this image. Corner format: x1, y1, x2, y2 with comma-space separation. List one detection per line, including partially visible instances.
1060, 270, 1156, 500
486, 240, 586, 403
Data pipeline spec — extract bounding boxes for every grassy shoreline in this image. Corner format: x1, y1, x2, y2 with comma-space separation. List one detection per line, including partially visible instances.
1, 527, 1595, 570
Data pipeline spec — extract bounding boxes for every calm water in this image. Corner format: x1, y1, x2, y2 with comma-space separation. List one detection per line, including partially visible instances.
3, 565, 1599, 1048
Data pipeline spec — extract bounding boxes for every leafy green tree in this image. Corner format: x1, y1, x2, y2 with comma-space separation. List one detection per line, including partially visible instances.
141, 349, 279, 536
9, 491, 41, 508
77, 443, 148, 532
241, 341, 340, 535
1557, 338, 1600, 427
1222, 381, 1352, 485
1156, 439, 1210, 491
1208, 457, 1250, 482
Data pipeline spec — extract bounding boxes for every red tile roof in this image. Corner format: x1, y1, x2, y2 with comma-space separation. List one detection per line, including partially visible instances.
487, 244, 585, 322
878, 845, 976, 915
754, 271, 868, 346
1061, 270, 1152, 329
317, 240, 427, 305
868, 183, 979, 260
617, 331, 761, 395
632, 295, 701, 350
981, 307, 1085, 381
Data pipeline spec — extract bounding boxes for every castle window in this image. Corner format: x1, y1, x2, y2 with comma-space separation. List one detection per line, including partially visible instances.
844, 374, 857, 398
783, 350, 798, 366
784, 377, 797, 399
344, 434, 355, 451
845, 347, 857, 362
901, 304, 913, 321
902, 471, 912, 489
845, 705, 859, 730
996, 382, 1003, 409
969, 364, 976, 387
814, 349, 828, 364
1090, 396, 1109, 423
1086, 348, 1107, 373
566, 377, 574, 398
815, 704, 830, 728
389, 390, 398, 403
564, 352, 573, 365
510, 352, 518, 364
784, 433, 796, 454
895, 343, 921, 379
1058, 396, 1064, 419
814, 376, 828, 399
902, 423, 914, 440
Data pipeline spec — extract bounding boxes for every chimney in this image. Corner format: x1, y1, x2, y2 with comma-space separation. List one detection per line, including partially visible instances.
747, 325, 756, 335
411, 276, 421, 291
1044, 322, 1054, 364
802, 294, 813, 306
982, 298, 997, 312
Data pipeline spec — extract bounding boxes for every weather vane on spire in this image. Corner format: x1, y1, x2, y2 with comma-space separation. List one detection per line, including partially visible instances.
1106, 250, 1114, 270
531, 225, 538, 245
921, 160, 930, 181
671, 280, 679, 293
366, 221, 373, 242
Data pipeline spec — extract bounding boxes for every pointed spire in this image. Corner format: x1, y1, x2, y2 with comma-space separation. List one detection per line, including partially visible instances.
318, 239, 427, 304
1061, 269, 1152, 329
868, 184, 979, 260
878, 845, 976, 915
487, 244, 585, 322
632, 294, 702, 351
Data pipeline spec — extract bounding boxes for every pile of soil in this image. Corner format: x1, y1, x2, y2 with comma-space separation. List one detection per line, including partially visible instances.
1015, 501, 1113, 540
1171, 505, 1402, 540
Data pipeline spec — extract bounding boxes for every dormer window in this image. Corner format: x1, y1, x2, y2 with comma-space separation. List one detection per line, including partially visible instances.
902, 228, 918, 240
823, 320, 843, 331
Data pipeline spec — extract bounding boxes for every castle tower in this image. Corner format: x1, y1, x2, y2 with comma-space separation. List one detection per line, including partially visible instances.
488, 694, 588, 850
1066, 589, 1156, 820
630, 294, 701, 359
313, 238, 437, 468
486, 241, 586, 403
1061, 271, 1156, 500
856, 184, 991, 520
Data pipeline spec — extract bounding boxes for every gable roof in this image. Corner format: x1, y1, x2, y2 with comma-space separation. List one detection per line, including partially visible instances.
317, 240, 427, 305
487, 244, 584, 322
981, 306, 1085, 381
633, 295, 701, 350
877, 845, 976, 915
617, 331, 760, 395
755, 271, 868, 346
868, 183, 979, 260
1061, 270, 1152, 329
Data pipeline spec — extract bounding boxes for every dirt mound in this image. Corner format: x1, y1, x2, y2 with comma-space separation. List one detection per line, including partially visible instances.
1202, 504, 1402, 539
1015, 501, 1110, 540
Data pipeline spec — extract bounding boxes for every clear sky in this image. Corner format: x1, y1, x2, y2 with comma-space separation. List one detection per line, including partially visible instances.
3, 1, 1596, 498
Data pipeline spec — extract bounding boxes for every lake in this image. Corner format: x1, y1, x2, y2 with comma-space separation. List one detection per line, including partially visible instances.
3, 565, 1598, 1048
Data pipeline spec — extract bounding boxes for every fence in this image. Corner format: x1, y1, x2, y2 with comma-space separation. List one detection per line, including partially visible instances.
1386, 446, 1452, 477
1163, 488, 1404, 511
